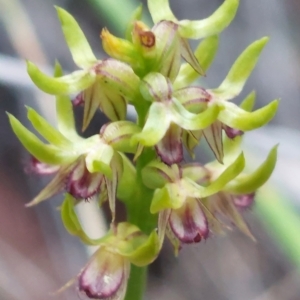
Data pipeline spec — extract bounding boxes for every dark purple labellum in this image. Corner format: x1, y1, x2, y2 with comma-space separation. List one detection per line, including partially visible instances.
155, 124, 183, 165
169, 198, 208, 244
79, 249, 128, 300
223, 125, 244, 139
233, 193, 255, 208
66, 159, 103, 200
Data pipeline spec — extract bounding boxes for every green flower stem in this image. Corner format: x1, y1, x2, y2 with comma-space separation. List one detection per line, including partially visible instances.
255, 186, 300, 268
125, 146, 157, 300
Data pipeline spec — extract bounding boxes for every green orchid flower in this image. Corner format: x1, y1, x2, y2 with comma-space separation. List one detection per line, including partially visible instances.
27, 7, 141, 131
177, 38, 279, 163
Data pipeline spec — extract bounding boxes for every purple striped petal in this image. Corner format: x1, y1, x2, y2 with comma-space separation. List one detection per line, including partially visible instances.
25, 156, 60, 175
155, 123, 183, 165
66, 158, 103, 200
169, 198, 208, 244
79, 248, 130, 300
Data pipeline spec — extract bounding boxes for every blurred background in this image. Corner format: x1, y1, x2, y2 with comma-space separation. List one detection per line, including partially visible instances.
1, 0, 300, 299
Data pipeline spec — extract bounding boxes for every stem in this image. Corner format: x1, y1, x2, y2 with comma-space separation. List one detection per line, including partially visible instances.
124, 147, 157, 300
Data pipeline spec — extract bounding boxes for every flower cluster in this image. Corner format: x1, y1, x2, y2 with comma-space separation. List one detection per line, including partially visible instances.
8, 0, 278, 299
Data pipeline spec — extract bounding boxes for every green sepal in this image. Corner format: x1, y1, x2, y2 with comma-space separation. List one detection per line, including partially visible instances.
85, 143, 114, 178
225, 145, 278, 194
7, 113, 73, 165
148, 0, 177, 24
150, 182, 185, 213
185, 152, 245, 198
61, 194, 105, 245
125, 4, 143, 41
131, 102, 170, 146
178, 0, 239, 39
54, 61, 79, 140
118, 230, 160, 267
218, 100, 279, 131
142, 160, 177, 189
175, 35, 219, 89
240, 90, 256, 112
26, 107, 72, 148
27, 61, 95, 95
211, 37, 268, 100
102, 121, 141, 153
55, 7, 97, 68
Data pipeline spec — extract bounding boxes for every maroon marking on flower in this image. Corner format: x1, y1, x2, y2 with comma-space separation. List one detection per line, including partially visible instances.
25, 156, 59, 175
66, 159, 103, 200
169, 198, 208, 244
233, 193, 255, 209
73, 93, 84, 106
223, 125, 244, 139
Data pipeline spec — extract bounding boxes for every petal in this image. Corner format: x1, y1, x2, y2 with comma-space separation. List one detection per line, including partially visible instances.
148, 0, 177, 24
131, 102, 171, 146
225, 145, 278, 194
218, 100, 279, 131
79, 248, 130, 300
210, 37, 269, 100
105, 153, 123, 223
155, 123, 183, 165
157, 209, 171, 248
233, 193, 255, 208
174, 35, 219, 89
240, 90, 256, 112
26, 164, 73, 206
165, 223, 181, 256
183, 152, 245, 198
203, 120, 224, 163
27, 61, 95, 95
142, 160, 178, 189
54, 62, 79, 140
178, 0, 239, 39
170, 98, 220, 130
169, 198, 208, 243
55, 7, 97, 68
151, 21, 181, 81
211, 192, 255, 240
8, 113, 72, 165
26, 106, 72, 148
180, 38, 204, 75
182, 129, 202, 158
66, 158, 104, 200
